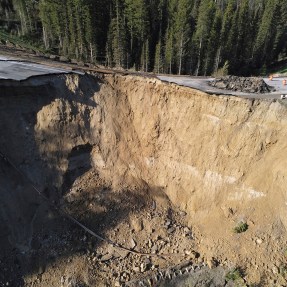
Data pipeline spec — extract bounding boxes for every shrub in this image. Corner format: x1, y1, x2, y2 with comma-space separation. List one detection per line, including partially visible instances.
212, 61, 229, 77
226, 268, 243, 281
233, 221, 248, 233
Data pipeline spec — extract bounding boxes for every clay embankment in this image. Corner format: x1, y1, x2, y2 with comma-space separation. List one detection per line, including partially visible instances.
1, 73, 287, 285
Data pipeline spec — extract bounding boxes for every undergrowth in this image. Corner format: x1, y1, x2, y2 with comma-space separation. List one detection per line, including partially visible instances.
225, 268, 247, 287
233, 221, 248, 233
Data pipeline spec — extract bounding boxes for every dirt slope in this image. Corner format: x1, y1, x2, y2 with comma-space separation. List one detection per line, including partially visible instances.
1, 73, 287, 286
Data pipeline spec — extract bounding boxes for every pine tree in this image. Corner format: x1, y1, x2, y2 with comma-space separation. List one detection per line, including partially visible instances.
164, 25, 174, 74
254, 0, 279, 67
225, 6, 239, 73
271, 0, 287, 61
106, 0, 127, 67
124, 0, 148, 69
148, 0, 168, 71
194, 0, 215, 76
140, 39, 149, 71
216, 0, 235, 73
39, 0, 63, 50
5, 0, 287, 76
154, 39, 164, 73
173, 0, 191, 75
9, 0, 39, 36
205, 9, 222, 75
234, 0, 251, 74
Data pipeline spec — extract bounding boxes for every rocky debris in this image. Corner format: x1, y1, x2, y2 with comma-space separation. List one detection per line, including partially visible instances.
209, 75, 275, 93
100, 253, 113, 262
84, 218, 198, 285
59, 56, 70, 63
126, 260, 196, 287
49, 54, 60, 61
125, 262, 234, 287
130, 238, 137, 249
167, 226, 176, 234
178, 210, 187, 216
35, 171, 201, 287
255, 238, 263, 245
207, 257, 218, 269
130, 217, 143, 232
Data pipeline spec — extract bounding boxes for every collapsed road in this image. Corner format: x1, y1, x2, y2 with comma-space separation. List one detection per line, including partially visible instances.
1, 52, 287, 99
1, 53, 287, 287
0, 55, 84, 80
158, 75, 287, 99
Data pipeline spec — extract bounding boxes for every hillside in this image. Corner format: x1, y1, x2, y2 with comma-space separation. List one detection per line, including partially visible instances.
0, 0, 287, 75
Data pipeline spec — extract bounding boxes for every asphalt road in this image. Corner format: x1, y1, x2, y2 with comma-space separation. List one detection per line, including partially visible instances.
158, 75, 287, 99
0, 55, 83, 80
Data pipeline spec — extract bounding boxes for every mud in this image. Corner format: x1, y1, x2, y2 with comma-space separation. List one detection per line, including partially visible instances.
1, 73, 287, 286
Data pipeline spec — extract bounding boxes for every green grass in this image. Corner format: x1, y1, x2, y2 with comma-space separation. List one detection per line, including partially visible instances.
279, 264, 287, 278
233, 221, 248, 233
272, 66, 287, 74
267, 58, 287, 75
226, 268, 242, 281
0, 29, 45, 53
225, 268, 248, 287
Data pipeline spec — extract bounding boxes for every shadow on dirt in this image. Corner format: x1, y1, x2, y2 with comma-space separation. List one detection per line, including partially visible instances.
0, 154, 151, 285
0, 73, 163, 286
0, 73, 95, 285
62, 143, 93, 195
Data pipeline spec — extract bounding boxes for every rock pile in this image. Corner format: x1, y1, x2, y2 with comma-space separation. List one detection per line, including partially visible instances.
209, 75, 275, 93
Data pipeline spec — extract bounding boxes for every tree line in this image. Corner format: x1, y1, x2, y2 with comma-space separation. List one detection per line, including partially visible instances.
1, 0, 287, 75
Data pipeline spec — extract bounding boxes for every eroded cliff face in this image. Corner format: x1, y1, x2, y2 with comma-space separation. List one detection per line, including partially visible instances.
99, 76, 287, 278
96, 75, 287, 230
113, 76, 287, 219
1, 73, 287, 284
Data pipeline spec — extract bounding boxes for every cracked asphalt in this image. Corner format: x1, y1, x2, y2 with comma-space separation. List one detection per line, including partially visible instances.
158, 75, 287, 99
0, 55, 83, 81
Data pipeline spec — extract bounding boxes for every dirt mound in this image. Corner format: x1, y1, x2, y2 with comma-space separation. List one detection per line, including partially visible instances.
209, 75, 275, 93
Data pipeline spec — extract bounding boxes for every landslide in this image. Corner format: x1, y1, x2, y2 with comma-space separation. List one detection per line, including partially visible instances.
1, 73, 287, 286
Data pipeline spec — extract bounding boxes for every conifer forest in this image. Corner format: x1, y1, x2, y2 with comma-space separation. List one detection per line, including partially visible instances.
0, 0, 286, 75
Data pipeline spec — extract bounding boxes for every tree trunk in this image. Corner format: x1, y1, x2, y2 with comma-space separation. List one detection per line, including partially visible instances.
116, 0, 121, 67
42, 26, 49, 49
90, 43, 94, 62
195, 38, 202, 76
178, 32, 184, 75
25, 2, 32, 33
214, 45, 221, 73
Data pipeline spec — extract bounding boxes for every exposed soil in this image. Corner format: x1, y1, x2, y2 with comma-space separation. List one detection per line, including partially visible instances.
1, 72, 287, 287
209, 76, 275, 93
0, 161, 249, 287
0, 167, 200, 287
